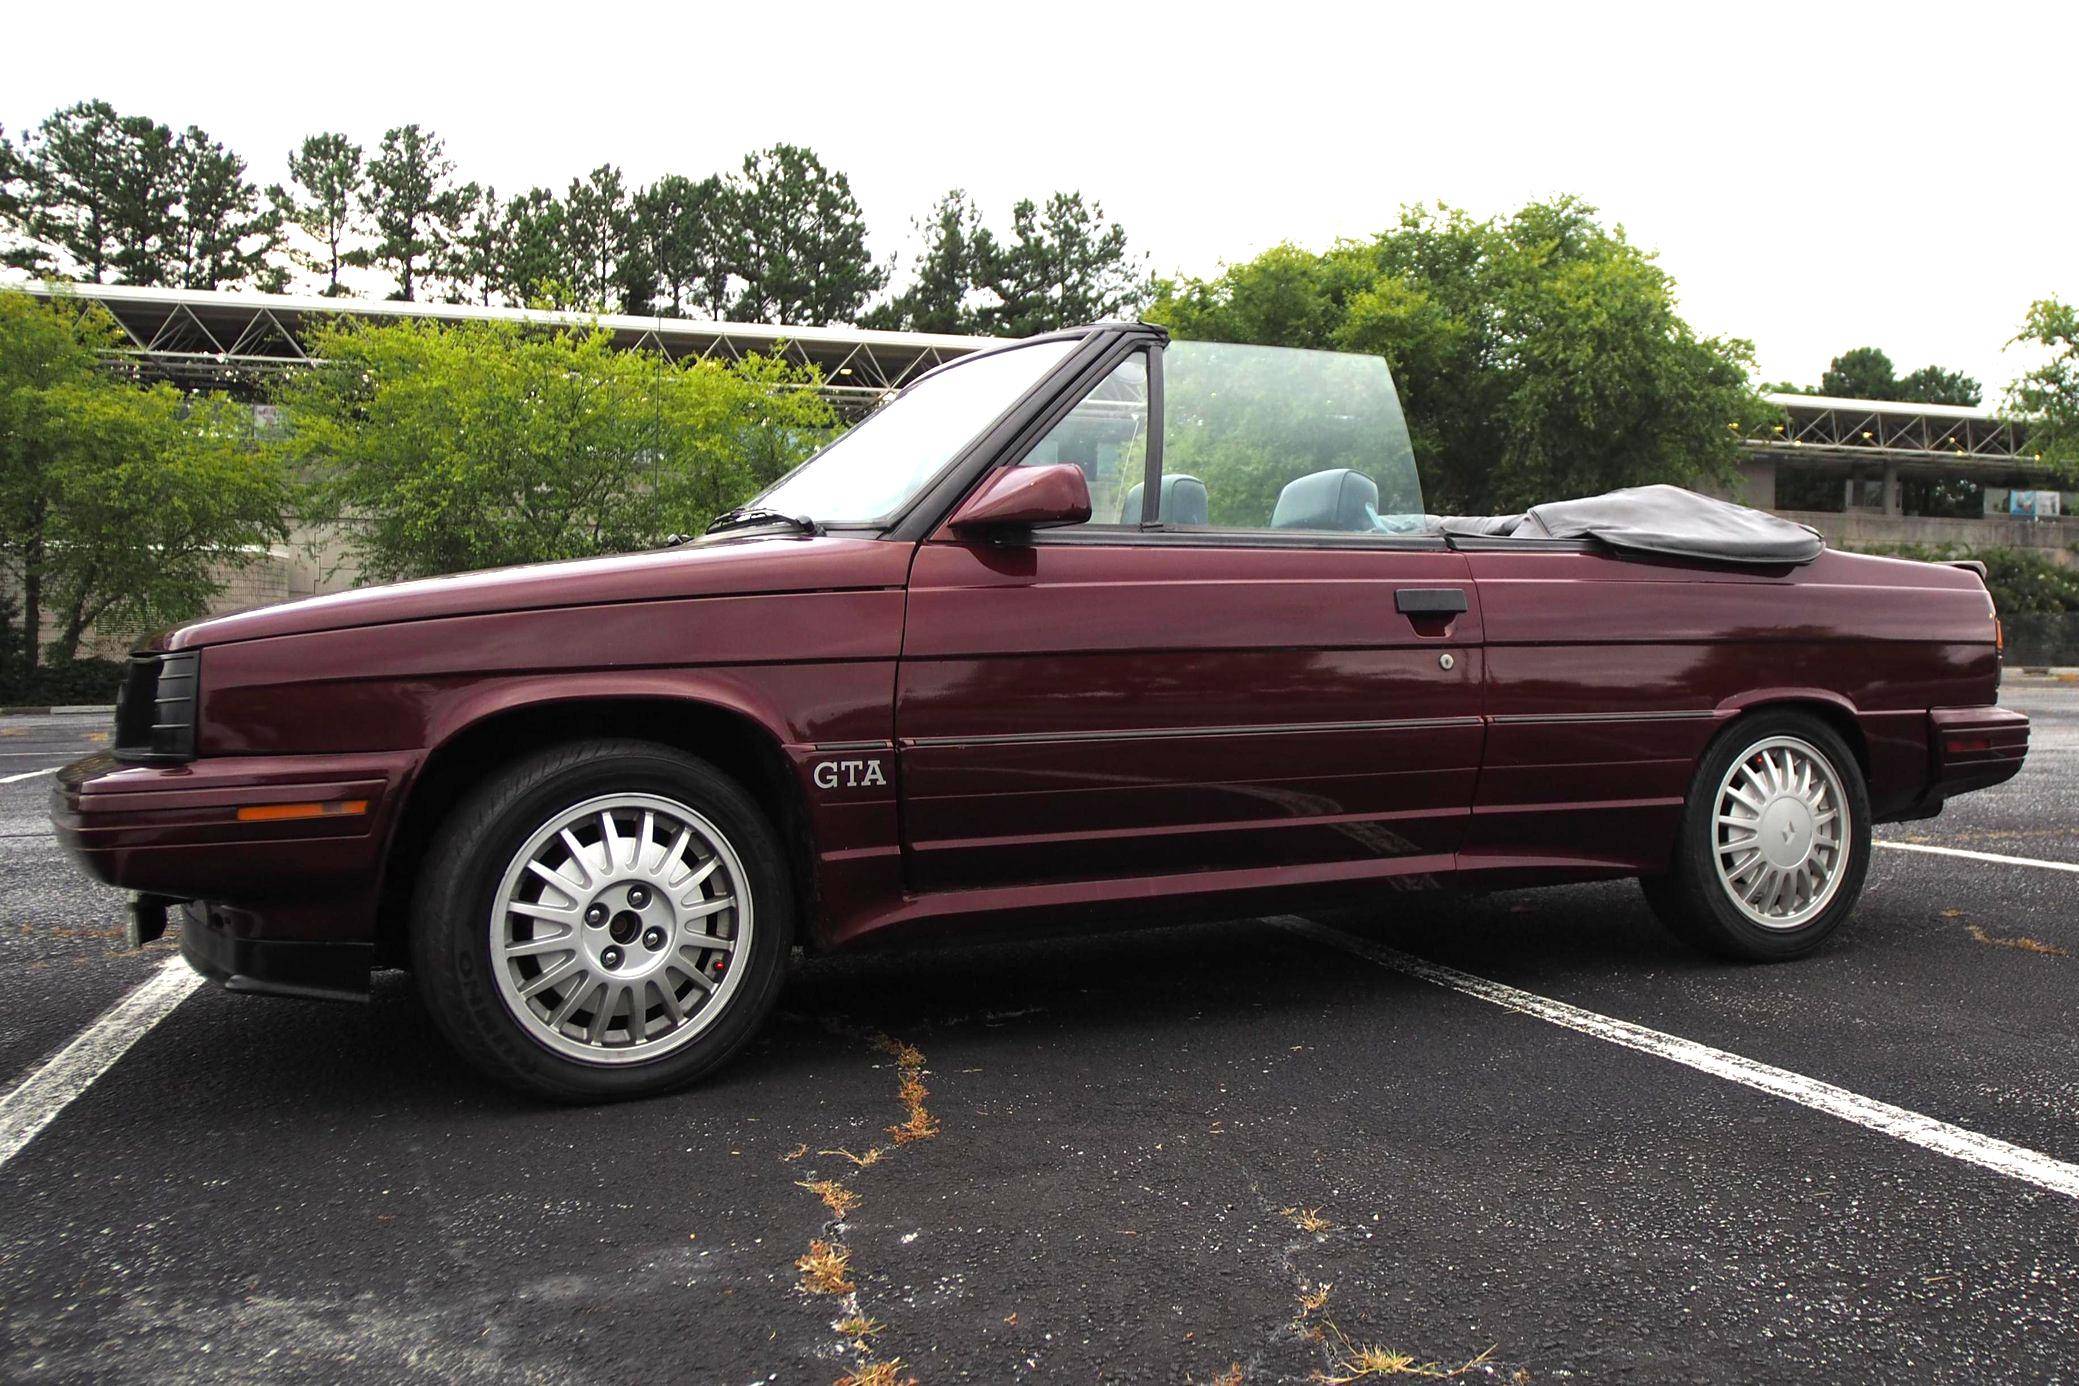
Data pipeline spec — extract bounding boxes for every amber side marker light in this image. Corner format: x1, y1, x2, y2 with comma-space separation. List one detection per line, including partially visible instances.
235, 799, 369, 823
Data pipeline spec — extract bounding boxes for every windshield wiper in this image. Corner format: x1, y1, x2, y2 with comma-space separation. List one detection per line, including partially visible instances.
701, 507, 823, 537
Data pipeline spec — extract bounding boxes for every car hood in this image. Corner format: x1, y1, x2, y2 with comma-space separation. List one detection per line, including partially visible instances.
155, 534, 915, 651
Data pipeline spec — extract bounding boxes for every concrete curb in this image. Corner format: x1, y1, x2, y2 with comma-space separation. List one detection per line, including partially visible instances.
0, 704, 115, 717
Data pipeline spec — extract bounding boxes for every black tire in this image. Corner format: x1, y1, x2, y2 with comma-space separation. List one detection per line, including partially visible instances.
410, 738, 793, 1102
1640, 711, 1872, 962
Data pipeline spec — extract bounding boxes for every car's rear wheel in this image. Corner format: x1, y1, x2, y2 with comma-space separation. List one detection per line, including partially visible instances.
1640, 711, 1871, 961
411, 738, 792, 1101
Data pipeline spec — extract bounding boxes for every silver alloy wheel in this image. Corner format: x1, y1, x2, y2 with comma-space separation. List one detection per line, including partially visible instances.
1711, 735, 1850, 930
489, 793, 752, 1065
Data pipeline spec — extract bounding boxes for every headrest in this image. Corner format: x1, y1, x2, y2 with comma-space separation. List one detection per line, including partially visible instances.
1119, 474, 1210, 526
1271, 469, 1378, 532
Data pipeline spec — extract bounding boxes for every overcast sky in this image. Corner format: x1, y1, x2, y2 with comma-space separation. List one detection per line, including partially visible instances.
8, 0, 2071, 397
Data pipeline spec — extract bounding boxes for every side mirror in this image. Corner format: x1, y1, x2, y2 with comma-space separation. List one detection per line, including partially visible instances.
947, 463, 1092, 534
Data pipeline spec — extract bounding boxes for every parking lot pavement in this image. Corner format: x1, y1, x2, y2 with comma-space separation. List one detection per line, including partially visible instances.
0, 688, 2073, 1383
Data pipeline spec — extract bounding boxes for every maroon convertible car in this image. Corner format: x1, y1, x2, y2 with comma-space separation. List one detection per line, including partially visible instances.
56, 322, 2028, 1099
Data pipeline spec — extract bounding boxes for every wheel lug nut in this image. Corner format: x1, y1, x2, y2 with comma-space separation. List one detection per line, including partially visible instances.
627, 885, 651, 908
602, 946, 623, 968
642, 927, 665, 950
584, 902, 609, 926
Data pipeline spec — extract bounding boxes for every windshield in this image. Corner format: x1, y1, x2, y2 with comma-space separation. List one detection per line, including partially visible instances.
752, 339, 1077, 525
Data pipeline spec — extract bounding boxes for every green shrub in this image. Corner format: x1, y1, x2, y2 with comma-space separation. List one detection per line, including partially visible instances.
1853, 543, 2079, 615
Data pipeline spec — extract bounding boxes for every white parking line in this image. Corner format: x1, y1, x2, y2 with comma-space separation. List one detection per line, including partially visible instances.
1877, 840, 2079, 874
1275, 916, 2079, 1201
0, 766, 59, 785
0, 956, 202, 1170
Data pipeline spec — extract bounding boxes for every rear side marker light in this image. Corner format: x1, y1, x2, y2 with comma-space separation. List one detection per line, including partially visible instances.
1948, 737, 1993, 753
235, 800, 369, 823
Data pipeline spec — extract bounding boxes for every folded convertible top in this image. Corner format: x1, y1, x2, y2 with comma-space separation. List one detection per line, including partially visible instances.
1433, 485, 1824, 565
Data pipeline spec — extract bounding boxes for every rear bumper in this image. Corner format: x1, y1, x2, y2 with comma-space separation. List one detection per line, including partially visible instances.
1921, 706, 2029, 805
51, 749, 415, 949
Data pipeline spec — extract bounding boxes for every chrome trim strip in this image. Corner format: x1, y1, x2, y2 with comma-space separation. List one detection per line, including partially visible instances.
903, 715, 1484, 750
808, 739, 895, 753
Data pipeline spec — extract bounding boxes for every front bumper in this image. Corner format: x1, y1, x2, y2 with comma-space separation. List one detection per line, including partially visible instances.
53, 749, 415, 972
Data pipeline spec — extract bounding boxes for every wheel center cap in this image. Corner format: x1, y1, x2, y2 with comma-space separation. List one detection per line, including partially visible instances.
1758, 798, 1814, 869
607, 910, 643, 945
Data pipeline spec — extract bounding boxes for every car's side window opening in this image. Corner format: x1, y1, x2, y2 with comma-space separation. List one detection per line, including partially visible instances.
1014, 349, 1149, 528
1153, 341, 1427, 537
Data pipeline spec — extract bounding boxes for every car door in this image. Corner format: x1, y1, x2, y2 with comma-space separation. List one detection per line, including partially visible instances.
895, 339, 1484, 894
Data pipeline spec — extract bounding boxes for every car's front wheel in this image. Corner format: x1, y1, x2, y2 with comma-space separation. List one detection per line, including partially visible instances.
411, 739, 792, 1101
1641, 711, 1872, 961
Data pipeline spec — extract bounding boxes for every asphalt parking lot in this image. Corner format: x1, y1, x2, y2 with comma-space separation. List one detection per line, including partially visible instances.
1, 686, 2074, 1384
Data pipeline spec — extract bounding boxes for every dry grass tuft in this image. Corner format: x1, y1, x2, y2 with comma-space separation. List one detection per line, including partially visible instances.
798, 1178, 863, 1220
835, 1359, 917, 1386
822, 1146, 884, 1168
796, 1239, 855, 1295
782, 1143, 809, 1162
1281, 1206, 1334, 1234
1316, 1326, 1496, 1382
876, 1033, 939, 1144
835, 1314, 882, 1343
1298, 1281, 1333, 1315
1206, 1364, 1245, 1386
1967, 923, 2070, 957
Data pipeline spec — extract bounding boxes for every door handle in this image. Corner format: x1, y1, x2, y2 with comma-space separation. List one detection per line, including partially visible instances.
1395, 588, 1469, 617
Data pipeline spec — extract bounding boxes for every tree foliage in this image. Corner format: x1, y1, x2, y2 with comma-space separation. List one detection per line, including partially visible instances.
169, 126, 282, 290
1856, 542, 2079, 615
282, 132, 369, 296
867, 188, 1147, 335
0, 290, 291, 670
727, 144, 883, 325
1770, 344, 1982, 406
362, 124, 472, 301
1149, 198, 1766, 512
636, 174, 731, 319
2008, 297, 2079, 474
275, 317, 838, 582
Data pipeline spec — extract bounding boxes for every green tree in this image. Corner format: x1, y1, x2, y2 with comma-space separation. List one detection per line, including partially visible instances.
1774, 347, 1981, 406
1895, 364, 1980, 406
562, 164, 651, 313
496, 187, 566, 305
276, 316, 837, 581
982, 191, 1147, 336
864, 189, 994, 333
362, 124, 471, 301
8, 101, 182, 284
170, 126, 283, 290
635, 173, 730, 318
0, 124, 46, 274
2008, 297, 2079, 472
1149, 197, 1765, 512
728, 144, 883, 325
1818, 346, 1898, 400
0, 290, 291, 670
282, 132, 369, 296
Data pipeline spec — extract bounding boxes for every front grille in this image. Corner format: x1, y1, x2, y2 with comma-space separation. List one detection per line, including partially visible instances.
112, 652, 200, 763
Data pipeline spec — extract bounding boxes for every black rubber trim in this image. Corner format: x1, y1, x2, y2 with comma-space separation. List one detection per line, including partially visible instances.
179, 903, 372, 1003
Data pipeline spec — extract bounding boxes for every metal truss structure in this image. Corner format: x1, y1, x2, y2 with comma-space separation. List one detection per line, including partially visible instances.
1751, 392, 2045, 479
15, 281, 998, 415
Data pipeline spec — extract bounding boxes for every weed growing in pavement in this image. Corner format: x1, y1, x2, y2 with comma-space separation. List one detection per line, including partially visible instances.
1282, 1206, 1334, 1234
1317, 1324, 1496, 1381
835, 1360, 917, 1386
796, 1239, 855, 1295
798, 1178, 863, 1220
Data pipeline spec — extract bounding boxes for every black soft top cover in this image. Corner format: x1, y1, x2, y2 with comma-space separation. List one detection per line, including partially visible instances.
1437, 485, 1825, 566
